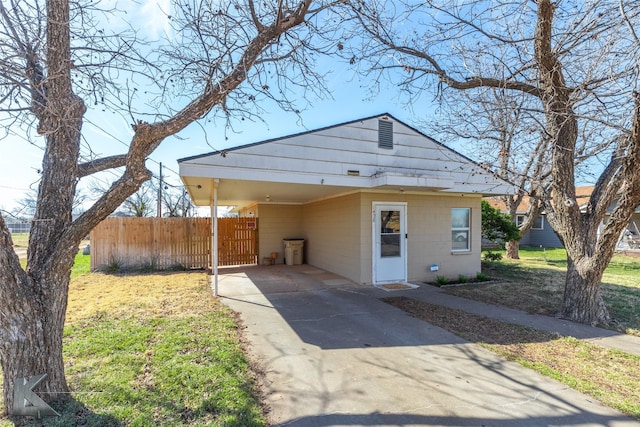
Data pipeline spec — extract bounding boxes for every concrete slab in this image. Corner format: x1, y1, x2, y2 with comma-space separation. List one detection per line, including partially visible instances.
216, 265, 637, 426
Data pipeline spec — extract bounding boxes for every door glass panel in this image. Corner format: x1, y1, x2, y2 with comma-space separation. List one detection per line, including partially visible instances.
380, 210, 401, 257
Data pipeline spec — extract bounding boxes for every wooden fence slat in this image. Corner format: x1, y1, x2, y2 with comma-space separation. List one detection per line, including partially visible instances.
90, 216, 258, 271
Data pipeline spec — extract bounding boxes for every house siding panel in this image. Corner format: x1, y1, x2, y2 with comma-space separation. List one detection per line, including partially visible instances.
181, 117, 513, 197
526, 217, 564, 248
302, 194, 362, 283
257, 204, 304, 263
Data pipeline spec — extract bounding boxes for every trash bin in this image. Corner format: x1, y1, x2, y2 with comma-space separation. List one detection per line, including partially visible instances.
283, 239, 304, 265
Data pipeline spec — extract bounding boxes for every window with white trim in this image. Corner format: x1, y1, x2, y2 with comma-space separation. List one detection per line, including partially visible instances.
452, 208, 470, 251
532, 215, 544, 230
516, 214, 543, 230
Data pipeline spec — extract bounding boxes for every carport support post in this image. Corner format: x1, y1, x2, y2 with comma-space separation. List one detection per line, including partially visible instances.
211, 179, 219, 296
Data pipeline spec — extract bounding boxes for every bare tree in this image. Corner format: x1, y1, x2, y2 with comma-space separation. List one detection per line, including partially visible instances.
0, 0, 339, 419
162, 186, 196, 218
12, 188, 88, 221
91, 180, 156, 217
120, 182, 156, 217
345, 0, 640, 324
429, 87, 551, 259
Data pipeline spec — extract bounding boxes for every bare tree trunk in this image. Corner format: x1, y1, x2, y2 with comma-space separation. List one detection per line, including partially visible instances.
1, 288, 69, 418
560, 256, 610, 324
0, 229, 76, 419
505, 240, 520, 259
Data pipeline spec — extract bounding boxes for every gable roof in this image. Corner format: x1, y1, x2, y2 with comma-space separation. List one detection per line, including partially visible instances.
179, 113, 514, 207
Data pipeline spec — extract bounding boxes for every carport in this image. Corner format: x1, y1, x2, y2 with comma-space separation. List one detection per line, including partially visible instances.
179, 114, 514, 294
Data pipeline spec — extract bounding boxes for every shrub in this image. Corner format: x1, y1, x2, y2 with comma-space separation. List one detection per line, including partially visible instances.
483, 251, 503, 262
476, 272, 489, 281
141, 258, 158, 273
106, 258, 122, 273
481, 200, 521, 245
457, 274, 469, 283
168, 263, 188, 271
436, 276, 448, 286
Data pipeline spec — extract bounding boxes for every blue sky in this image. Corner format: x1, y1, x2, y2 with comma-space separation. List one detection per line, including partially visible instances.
0, 0, 440, 214
0, 0, 430, 214
2, 1, 606, 216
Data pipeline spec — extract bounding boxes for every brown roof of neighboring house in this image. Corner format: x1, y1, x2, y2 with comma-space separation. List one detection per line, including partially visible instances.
575, 185, 595, 199
485, 197, 530, 213
486, 185, 596, 213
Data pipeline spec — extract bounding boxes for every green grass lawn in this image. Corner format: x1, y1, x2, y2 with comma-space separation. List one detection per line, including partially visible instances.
448, 245, 640, 336
1, 252, 266, 426
9, 232, 29, 248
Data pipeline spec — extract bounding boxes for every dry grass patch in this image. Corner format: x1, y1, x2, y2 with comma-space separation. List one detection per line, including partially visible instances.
66, 271, 212, 322
445, 260, 565, 317
384, 296, 640, 420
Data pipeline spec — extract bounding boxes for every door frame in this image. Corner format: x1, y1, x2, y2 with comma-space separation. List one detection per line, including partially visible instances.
372, 201, 408, 284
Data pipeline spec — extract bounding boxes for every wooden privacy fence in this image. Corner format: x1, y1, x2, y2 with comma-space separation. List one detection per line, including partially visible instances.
90, 217, 259, 271
218, 217, 259, 266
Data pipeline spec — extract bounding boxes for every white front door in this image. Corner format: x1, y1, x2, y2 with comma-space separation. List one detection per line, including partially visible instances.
373, 203, 407, 284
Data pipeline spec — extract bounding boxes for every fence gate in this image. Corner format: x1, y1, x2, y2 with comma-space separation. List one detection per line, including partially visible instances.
217, 217, 259, 266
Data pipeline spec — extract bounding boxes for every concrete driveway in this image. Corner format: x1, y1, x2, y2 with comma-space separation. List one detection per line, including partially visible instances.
217, 265, 636, 427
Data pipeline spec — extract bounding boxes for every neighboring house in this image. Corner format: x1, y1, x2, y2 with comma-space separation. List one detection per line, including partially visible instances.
179, 113, 513, 285
486, 195, 569, 249
487, 185, 640, 249
582, 188, 640, 250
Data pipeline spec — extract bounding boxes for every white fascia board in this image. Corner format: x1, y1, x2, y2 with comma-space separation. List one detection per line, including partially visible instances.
180, 163, 373, 187
441, 183, 515, 196
180, 164, 514, 194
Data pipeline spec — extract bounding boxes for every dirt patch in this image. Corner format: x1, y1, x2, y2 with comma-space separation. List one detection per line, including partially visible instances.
382, 296, 640, 420
382, 296, 557, 344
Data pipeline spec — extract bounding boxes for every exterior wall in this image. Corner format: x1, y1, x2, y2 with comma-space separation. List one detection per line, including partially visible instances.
358, 192, 482, 284
257, 204, 304, 264
522, 216, 564, 248
258, 192, 483, 284
238, 203, 258, 218
617, 212, 640, 249
302, 193, 363, 283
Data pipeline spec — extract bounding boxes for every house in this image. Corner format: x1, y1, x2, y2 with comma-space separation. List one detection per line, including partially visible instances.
487, 185, 640, 249
485, 195, 568, 248
583, 188, 640, 250
179, 114, 513, 286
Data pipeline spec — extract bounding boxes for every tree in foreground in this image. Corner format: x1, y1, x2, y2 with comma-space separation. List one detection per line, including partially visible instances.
346, 0, 640, 324
0, 0, 339, 420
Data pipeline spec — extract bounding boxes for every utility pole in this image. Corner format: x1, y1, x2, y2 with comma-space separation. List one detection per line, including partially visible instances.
182, 187, 187, 217
157, 162, 163, 218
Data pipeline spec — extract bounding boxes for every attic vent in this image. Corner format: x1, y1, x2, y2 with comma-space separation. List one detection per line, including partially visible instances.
378, 120, 393, 149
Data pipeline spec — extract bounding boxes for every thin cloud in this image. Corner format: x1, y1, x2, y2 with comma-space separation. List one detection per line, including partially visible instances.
139, 0, 172, 39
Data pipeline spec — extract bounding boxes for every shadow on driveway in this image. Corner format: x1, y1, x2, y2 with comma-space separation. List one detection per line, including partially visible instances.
216, 265, 637, 426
